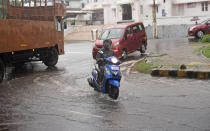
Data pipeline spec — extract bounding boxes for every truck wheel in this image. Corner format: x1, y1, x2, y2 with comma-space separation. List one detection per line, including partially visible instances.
13, 62, 25, 68
0, 59, 5, 83
196, 30, 204, 39
43, 47, 58, 67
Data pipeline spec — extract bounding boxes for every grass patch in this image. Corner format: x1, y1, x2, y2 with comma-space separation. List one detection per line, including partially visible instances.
159, 53, 168, 57
191, 42, 210, 46
201, 34, 210, 43
186, 65, 200, 69
135, 61, 159, 74
169, 64, 180, 69
135, 60, 201, 74
151, 58, 164, 63
148, 52, 168, 57
202, 45, 210, 58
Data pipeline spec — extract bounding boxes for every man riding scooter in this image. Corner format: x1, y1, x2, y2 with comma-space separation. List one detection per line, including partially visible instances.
96, 39, 115, 88
88, 39, 121, 99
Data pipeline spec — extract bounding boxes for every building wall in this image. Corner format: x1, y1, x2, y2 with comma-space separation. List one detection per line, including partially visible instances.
182, 2, 210, 16
65, 0, 82, 10
85, 0, 210, 27
145, 24, 192, 39
102, 0, 210, 25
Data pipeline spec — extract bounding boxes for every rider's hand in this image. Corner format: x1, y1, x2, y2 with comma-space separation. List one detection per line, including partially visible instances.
100, 58, 104, 61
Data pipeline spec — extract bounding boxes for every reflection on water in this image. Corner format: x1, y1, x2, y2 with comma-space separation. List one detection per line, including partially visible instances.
90, 93, 126, 127
5, 63, 61, 81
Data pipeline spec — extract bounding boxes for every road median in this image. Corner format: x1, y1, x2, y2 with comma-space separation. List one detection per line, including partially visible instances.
151, 69, 210, 79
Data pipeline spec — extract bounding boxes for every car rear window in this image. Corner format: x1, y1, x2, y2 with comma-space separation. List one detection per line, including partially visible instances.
132, 25, 140, 34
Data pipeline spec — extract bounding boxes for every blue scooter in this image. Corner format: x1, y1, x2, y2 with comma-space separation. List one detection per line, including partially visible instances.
88, 55, 122, 99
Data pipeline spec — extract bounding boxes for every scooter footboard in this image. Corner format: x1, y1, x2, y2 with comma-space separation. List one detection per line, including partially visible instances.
109, 80, 120, 87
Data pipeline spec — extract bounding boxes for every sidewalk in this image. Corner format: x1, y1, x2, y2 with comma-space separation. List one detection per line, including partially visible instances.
147, 42, 210, 71
64, 25, 105, 41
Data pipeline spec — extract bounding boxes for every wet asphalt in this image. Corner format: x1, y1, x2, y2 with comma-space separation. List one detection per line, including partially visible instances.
0, 38, 210, 131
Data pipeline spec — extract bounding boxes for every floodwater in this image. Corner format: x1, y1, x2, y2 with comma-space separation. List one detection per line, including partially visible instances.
0, 39, 210, 131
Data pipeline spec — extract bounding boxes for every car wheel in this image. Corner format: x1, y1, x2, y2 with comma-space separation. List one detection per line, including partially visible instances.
121, 49, 127, 60
0, 58, 5, 83
196, 30, 204, 39
140, 43, 146, 55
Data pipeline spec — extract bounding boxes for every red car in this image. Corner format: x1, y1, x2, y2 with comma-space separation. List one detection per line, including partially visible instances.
92, 22, 147, 59
188, 18, 210, 39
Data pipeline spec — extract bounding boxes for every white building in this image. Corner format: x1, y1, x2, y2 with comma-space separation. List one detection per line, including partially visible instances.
84, 0, 210, 26
83, 0, 104, 24
65, 0, 89, 21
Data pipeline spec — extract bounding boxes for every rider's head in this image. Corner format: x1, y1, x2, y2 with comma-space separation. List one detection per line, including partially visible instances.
103, 39, 112, 50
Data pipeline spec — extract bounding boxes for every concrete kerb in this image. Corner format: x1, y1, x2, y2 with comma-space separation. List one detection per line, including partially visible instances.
151, 69, 210, 79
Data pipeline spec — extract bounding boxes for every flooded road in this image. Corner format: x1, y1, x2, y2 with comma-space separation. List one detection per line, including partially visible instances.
0, 39, 210, 131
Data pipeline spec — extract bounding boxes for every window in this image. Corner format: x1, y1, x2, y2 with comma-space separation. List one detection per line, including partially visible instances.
66, 1, 69, 6
81, 3, 85, 8
36, 0, 41, 6
202, 2, 208, 11
206, 20, 210, 24
156, 5, 158, 13
56, 17, 63, 32
0, 0, 3, 18
41, 0, 45, 6
124, 27, 131, 39
132, 25, 140, 34
140, 5, 143, 14
47, 0, 53, 6
10, 0, 15, 6
0, 0, 7, 19
113, 8, 116, 18
16, 0, 23, 7
30, 0, 35, 7
162, 9, 166, 16
24, 0, 29, 7
138, 24, 145, 31
187, 3, 196, 8
126, 27, 132, 35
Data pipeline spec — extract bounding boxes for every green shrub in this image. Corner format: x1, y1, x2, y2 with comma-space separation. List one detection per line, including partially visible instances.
201, 34, 210, 43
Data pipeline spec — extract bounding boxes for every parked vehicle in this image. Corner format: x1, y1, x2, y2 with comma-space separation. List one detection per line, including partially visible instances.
88, 56, 121, 100
188, 18, 210, 39
92, 22, 147, 59
0, 0, 66, 82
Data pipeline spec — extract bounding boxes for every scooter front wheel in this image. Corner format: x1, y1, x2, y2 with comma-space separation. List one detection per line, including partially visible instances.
108, 85, 119, 100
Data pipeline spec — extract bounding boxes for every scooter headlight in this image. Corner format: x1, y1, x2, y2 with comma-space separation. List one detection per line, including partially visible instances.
111, 57, 118, 64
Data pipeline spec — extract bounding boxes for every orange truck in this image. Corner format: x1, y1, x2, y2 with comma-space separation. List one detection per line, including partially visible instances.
0, 0, 66, 82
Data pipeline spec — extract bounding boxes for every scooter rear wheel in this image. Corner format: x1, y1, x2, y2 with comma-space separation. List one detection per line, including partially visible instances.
108, 85, 119, 100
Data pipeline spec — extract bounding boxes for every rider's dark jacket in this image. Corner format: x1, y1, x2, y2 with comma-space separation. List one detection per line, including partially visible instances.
96, 48, 115, 67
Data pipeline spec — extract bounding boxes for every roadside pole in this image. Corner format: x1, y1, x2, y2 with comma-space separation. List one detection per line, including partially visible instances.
153, 0, 157, 39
